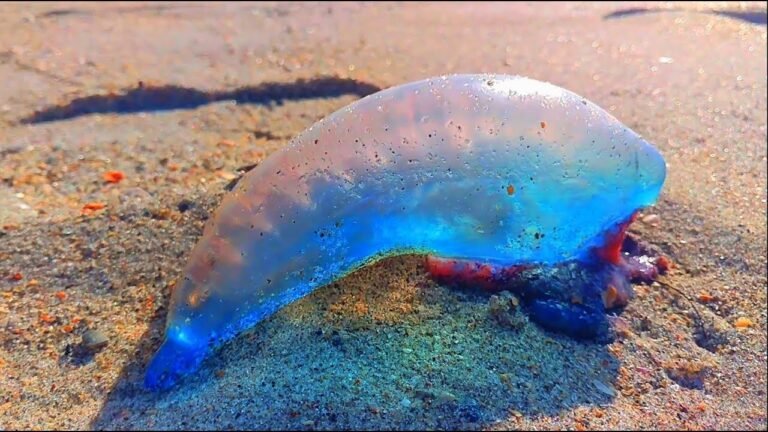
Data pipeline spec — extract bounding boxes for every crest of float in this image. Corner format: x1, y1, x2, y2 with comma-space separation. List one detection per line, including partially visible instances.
145, 74, 666, 390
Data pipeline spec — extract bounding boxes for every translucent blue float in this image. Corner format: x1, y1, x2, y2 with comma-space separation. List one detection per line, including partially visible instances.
145, 74, 666, 390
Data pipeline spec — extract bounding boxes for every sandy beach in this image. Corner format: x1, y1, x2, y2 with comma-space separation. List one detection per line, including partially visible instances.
0, 1, 766, 430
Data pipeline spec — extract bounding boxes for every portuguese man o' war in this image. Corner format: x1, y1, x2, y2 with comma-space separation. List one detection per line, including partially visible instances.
145, 74, 667, 390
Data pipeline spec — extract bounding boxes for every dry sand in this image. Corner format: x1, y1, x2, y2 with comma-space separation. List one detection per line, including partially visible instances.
0, 1, 766, 430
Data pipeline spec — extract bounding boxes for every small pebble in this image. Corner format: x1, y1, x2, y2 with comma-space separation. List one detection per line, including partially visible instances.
177, 198, 195, 213
488, 291, 527, 329
435, 390, 457, 404
592, 379, 616, 397
641, 214, 660, 225
81, 329, 109, 352
734, 317, 753, 329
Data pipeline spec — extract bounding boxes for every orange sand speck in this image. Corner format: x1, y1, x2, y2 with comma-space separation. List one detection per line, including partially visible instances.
103, 171, 125, 184
82, 202, 107, 212
734, 317, 754, 329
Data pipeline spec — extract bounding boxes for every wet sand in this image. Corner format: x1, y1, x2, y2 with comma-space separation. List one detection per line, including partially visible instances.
0, 1, 766, 430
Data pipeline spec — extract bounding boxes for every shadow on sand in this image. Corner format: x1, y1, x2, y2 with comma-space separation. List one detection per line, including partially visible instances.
19, 76, 382, 125
88, 251, 622, 430
604, 7, 767, 26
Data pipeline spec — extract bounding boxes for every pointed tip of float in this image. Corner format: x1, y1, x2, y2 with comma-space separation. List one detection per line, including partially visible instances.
144, 337, 207, 392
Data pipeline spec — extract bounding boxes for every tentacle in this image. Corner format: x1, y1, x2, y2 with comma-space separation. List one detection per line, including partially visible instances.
425, 256, 530, 291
